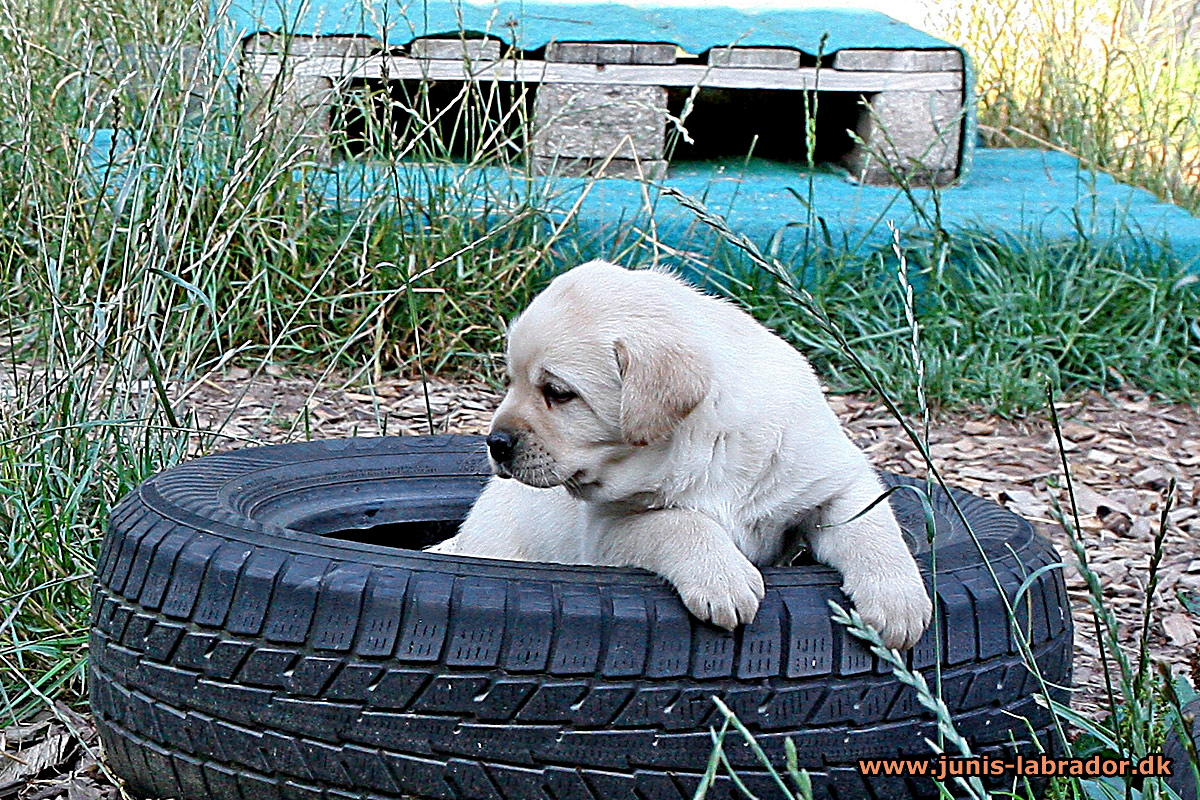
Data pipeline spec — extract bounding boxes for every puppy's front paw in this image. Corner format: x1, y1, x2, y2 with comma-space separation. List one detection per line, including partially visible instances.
845, 572, 932, 650
673, 556, 766, 631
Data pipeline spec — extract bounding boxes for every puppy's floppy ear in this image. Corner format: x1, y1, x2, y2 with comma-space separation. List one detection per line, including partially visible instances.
614, 335, 710, 446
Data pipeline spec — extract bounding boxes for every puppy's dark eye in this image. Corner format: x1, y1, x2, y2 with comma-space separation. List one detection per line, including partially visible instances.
542, 384, 577, 407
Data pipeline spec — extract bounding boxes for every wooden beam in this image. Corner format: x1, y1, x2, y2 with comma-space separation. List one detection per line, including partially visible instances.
546, 42, 676, 65
833, 49, 962, 72
708, 47, 802, 69
246, 53, 963, 92
409, 38, 502, 61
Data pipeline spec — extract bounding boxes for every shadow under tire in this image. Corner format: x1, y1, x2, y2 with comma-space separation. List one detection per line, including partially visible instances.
89, 435, 1073, 800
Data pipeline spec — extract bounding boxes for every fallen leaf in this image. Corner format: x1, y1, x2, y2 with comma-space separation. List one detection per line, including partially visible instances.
1062, 422, 1099, 441
1068, 462, 1100, 481
963, 420, 995, 435
1169, 507, 1199, 526
1053, 438, 1084, 455
1, 719, 51, 745
0, 725, 71, 786
52, 702, 95, 744
1085, 449, 1119, 466
1163, 613, 1198, 647
1070, 486, 1131, 518
1129, 517, 1154, 539
26, 778, 74, 800
959, 465, 1019, 483
1099, 511, 1132, 535
928, 443, 952, 458
1091, 560, 1130, 583
67, 776, 104, 800
997, 487, 1029, 501
998, 488, 1052, 520
1118, 397, 1151, 413
1143, 446, 1177, 463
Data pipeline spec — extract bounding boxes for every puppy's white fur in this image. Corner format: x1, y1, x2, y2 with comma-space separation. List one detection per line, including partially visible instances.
429, 261, 932, 648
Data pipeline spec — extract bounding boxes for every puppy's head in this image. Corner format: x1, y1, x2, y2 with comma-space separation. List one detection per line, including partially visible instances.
487, 261, 711, 499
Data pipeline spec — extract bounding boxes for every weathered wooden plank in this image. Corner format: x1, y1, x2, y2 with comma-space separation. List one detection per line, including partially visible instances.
708, 47, 801, 69
249, 54, 964, 92
833, 48, 962, 72
237, 39, 966, 183
545, 41, 677, 65
242, 34, 379, 57
410, 38, 502, 61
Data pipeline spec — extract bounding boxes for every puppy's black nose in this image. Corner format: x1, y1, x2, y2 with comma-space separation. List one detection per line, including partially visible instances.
486, 430, 517, 463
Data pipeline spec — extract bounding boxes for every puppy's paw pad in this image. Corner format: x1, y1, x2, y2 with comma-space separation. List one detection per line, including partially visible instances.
848, 577, 932, 650
675, 560, 765, 631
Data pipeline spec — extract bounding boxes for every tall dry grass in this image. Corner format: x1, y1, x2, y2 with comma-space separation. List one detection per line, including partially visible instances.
929, 0, 1200, 213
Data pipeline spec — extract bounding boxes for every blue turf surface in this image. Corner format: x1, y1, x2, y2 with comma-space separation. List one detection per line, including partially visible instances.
289, 148, 1200, 271
86, 128, 1200, 273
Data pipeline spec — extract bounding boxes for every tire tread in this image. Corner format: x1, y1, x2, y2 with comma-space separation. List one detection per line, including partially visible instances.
90, 437, 1073, 800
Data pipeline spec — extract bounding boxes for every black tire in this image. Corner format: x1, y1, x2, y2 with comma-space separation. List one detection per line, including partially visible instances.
1164, 698, 1200, 800
89, 435, 1073, 800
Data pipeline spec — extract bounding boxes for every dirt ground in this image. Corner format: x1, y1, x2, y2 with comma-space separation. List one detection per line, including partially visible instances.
6, 368, 1198, 800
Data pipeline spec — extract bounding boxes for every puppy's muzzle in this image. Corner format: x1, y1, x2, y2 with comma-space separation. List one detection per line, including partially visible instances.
486, 430, 517, 476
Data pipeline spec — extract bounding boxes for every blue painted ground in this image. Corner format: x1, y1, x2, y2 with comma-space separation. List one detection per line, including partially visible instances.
308, 148, 1200, 272
86, 128, 1200, 273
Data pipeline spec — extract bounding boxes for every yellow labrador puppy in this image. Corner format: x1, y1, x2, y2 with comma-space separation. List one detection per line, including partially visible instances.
429, 261, 932, 649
